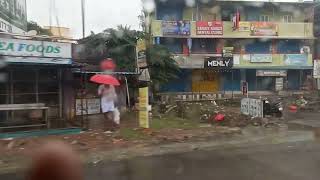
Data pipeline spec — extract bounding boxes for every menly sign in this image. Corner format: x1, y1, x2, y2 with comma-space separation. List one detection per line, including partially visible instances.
0, 38, 72, 58
204, 57, 233, 69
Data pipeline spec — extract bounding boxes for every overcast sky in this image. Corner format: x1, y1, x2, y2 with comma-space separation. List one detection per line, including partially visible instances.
26, 0, 142, 39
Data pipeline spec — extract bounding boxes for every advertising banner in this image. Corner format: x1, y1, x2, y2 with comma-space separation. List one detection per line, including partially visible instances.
238, 22, 250, 32
250, 22, 278, 36
162, 21, 191, 36
314, 60, 320, 79
139, 87, 149, 128
0, 38, 72, 58
196, 21, 223, 35
250, 54, 273, 63
256, 70, 287, 77
241, 98, 263, 118
284, 54, 308, 66
0, 0, 27, 32
136, 39, 147, 68
223, 47, 234, 57
204, 57, 233, 69
76, 99, 101, 115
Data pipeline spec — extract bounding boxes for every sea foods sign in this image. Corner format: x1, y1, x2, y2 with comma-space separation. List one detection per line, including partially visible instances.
205, 57, 233, 69
0, 38, 71, 58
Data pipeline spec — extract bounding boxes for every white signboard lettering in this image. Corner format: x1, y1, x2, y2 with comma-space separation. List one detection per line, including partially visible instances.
76, 99, 101, 115
241, 98, 263, 118
314, 60, 320, 79
0, 38, 72, 58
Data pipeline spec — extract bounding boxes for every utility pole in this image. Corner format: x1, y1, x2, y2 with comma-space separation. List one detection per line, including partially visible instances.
81, 0, 86, 38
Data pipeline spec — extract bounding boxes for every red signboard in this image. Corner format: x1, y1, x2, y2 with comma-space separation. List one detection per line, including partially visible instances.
196, 21, 223, 35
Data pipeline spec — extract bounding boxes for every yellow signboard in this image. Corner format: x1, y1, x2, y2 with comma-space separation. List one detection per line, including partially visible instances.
139, 87, 149, 128
139, 111, 149, 128
136, 39, 147, 68
238, 22, 250, 32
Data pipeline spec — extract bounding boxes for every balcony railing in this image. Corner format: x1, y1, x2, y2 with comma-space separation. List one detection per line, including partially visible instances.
152, 20, 314, 39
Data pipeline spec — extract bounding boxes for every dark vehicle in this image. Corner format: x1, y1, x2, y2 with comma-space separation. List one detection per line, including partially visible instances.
263, 98, 283, 118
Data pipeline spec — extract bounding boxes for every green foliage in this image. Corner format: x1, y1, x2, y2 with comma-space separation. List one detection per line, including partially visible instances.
147, 44, 180, 85
27, 21, 52, 36
78, 25, 179, 85
79, 25, 142, 72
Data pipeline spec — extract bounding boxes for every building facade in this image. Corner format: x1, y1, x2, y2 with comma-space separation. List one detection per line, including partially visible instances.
0, 36, 75, 128
0, 0, 27, 34
44, 26, 72, 39
151, 0, 315, 93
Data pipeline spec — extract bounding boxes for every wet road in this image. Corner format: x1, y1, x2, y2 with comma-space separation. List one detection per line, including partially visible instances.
2, 140, 320, 180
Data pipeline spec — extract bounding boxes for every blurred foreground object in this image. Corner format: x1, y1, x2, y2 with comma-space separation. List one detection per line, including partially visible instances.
27, 142, 83, 180
90, 74, 120, 86
100, 58, 116, 71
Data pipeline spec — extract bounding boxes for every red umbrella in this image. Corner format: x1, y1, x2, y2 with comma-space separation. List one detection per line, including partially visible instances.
90, 74, 120, 86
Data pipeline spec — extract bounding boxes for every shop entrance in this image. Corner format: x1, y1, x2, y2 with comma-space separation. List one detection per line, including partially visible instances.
0, 66, 64, 128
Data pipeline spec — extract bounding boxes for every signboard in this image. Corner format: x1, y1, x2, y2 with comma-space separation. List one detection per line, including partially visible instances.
204, 57, 233, 69
250, 22, 278, 36
222, 47, 234, 57
250, 54, 272, 63
196, 21, 223, 35
0, 0, 27, 33
256, 70, 287, 77
174, 55, 206, 68
139, 87, 149, 128
238, 22, 250, 32
0, 38, 72, 58
4, 57, 72, 64
314, 60, 320, 79
162, 21, 190, 36
275, 78, 284, 91
284, 54, 308, 66
76, 98, 101, 115
136, 39, 147, 68
241, 98, 263, 118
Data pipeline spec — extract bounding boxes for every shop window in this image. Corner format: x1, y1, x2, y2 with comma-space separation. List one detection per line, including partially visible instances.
160, 38, 183, 53
277, 40, 300, 54
257, 77, 275, 91
13, 94, 36, 104
13, 82, 35, 94
221, 7, 237, 21
0, 95, 8, 104
0, 82, 7, 94
245, 39, 272, 54
12, 69, 36, 81
200, 13, 216, 21
38, 82, 59, 93
192, 9, 198, 21
259, 15, 270, 22
283, 15, 293, 23
39, 69, 58, 81
39, 94, 59, 106
192, 38, 215, 54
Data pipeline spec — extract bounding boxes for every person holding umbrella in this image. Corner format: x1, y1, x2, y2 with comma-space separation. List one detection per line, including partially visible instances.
90, 74, 120, 132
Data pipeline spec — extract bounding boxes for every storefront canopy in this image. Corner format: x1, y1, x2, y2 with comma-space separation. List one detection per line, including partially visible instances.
4, 57, 72, 65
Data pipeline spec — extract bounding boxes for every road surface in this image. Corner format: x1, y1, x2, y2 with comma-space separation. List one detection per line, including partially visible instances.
2, 140, 320, 180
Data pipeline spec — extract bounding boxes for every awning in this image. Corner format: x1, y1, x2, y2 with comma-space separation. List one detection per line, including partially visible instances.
4, 57, 72, 65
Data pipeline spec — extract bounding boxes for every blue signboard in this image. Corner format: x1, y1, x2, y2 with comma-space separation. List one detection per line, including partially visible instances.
284, 54, 308, 66
162, 21, 191, 36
